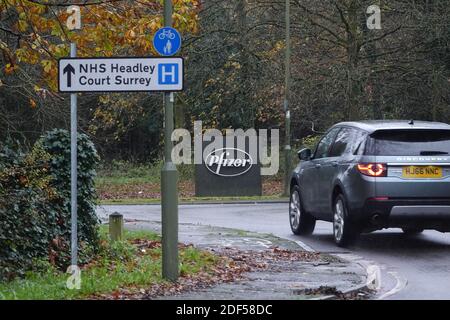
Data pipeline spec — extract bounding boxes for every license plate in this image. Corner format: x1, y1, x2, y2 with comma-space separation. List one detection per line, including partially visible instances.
402, 166, 442, 179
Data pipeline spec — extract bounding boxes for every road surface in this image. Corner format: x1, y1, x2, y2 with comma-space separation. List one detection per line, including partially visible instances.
97, 203, 450, 300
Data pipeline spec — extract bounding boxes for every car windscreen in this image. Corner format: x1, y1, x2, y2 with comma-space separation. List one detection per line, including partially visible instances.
365, 129, 450, 156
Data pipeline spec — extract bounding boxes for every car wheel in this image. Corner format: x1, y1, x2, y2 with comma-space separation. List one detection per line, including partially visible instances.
289, 185, 316, 235
402, 228, 424, 235
333, 194, 359, 247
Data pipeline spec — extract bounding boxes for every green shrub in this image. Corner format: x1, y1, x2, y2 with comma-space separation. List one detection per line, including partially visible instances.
0, 129, 100, 281
0, 143, 54, 280
39, 129, 100, 260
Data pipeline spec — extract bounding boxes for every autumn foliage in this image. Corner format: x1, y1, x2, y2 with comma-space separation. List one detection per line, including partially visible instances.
0, 0, 200, 91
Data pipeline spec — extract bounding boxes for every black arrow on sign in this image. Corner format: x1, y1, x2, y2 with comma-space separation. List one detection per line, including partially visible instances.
63, 64, 75, 87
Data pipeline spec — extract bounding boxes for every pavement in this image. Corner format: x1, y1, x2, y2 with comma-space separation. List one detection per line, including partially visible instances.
97, 202, 450, 300
105, 203, 450, 299
97, 204, 369, 300
124, 221, 366, 300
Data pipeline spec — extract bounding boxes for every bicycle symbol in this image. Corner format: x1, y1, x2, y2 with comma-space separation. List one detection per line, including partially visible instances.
158, 29, 175, 40
154, 27, 181, 56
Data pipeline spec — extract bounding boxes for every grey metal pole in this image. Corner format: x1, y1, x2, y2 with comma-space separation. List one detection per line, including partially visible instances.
161, 0, 179, 281
284, 0, 292, 197
70, 42, 78, 267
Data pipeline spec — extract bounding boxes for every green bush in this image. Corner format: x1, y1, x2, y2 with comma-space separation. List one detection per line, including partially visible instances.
40, 129, 100, 258
0, 129, 100, 281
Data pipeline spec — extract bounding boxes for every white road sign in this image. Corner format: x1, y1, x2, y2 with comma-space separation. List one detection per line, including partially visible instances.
58, 57, 183, 92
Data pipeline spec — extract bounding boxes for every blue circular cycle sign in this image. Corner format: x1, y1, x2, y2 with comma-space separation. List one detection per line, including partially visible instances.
153, 27, 181, 56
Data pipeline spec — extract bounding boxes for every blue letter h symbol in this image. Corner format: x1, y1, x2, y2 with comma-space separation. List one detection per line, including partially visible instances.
158, 64, 178, 85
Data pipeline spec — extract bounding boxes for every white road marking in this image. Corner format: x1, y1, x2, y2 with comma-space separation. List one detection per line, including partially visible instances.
377, 271, 408, 300
293, 240, 316, 252
291, 242, 408, 299
335, 254, 391, 296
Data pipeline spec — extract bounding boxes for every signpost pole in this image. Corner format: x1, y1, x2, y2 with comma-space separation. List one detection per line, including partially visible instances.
283, 0, 292, 197
161, 0, 179, 281
70, 41, 78, 267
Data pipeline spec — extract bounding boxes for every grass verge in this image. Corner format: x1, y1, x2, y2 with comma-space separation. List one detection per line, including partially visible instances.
99, 195, 288, 205
95, 161, 285, 202
0, 227, 220, 300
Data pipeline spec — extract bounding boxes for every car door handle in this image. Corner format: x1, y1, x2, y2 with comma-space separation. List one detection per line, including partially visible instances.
315, 164, 322, 169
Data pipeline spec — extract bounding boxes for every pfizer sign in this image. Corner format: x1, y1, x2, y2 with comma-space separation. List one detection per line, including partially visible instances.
205, 148, 253, 177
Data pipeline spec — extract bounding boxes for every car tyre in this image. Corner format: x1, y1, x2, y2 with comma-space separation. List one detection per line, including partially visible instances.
289, 185, 316, 235
333, 194, 359, 247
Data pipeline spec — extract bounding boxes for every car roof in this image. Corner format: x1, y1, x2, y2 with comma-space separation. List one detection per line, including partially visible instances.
333, 120, 450, 133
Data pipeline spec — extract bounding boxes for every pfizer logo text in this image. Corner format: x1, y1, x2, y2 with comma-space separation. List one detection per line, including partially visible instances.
205, 148, 253, 177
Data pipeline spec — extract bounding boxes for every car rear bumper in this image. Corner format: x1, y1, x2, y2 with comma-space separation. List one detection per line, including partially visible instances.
390, 206, 450, 219
353, 198, 450, 231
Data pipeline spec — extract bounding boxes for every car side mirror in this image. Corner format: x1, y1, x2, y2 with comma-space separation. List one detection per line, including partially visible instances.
298, 148, 312, 161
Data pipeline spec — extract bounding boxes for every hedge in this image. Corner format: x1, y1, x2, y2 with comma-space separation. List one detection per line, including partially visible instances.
0, 129, 100, 281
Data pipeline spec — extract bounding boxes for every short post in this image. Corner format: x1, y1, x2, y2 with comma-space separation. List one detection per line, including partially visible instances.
109, 212, 123, 242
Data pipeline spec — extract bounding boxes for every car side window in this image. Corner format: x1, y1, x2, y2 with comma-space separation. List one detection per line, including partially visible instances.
351, 130, 368, 155
314, 128, 340, 159
329, 128, 353, 157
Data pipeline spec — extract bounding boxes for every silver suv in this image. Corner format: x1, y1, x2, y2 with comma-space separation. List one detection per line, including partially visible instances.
289, 120, 450, 247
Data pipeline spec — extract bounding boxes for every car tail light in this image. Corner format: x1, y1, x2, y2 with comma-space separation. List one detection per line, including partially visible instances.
373, 197, 389, 201
357, 163, 387, 177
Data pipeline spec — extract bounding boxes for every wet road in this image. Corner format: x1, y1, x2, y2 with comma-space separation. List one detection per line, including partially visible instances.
97, 203, 450, 300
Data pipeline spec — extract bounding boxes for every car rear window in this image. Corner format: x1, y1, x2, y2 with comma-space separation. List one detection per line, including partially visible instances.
365, 129, 450, 156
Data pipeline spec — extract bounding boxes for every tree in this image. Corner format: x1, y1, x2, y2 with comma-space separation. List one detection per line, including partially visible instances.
1, 0, 199, 90
1, 0, 448, 163
182, 0, 284, 131
0, 0, 200, 161
288, 0, 449, 138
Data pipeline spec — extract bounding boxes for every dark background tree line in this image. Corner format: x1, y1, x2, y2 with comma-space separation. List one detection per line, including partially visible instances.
0, 0, 449, 163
